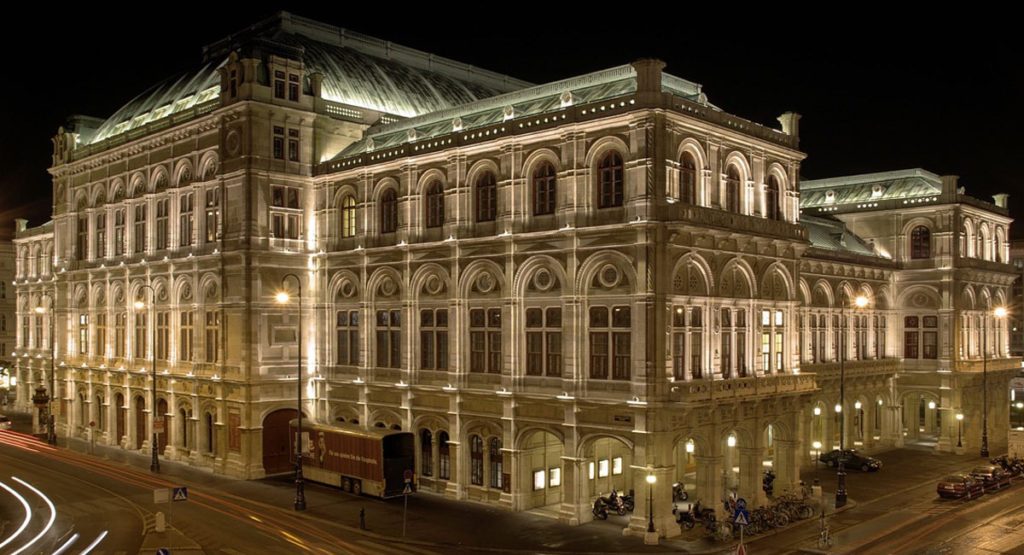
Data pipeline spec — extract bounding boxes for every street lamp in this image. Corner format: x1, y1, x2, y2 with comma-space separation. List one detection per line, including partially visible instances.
956, 413, 964, 448
646, 473, 657, 534
812, 441, 822, 466
981, 306, 1008, 458
276, 273, 307, 511
836, 294, 869, 509
35, 296, 56, 445
136, 285, 160, 472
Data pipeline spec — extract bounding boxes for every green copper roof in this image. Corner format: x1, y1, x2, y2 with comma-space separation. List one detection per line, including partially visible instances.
801, 214, 880, 257
800, 168, 943, 208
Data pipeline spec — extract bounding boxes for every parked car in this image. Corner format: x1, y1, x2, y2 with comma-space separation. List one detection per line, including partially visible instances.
937, 474, 984, 499
969, 465, 1012, 491
818, 449, 882, 472
0, 415, 11, 430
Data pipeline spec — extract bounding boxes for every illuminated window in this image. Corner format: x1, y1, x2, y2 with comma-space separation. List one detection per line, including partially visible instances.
598, 459, 609, 478
549, 467, 561, 487
612, 457, 623, 475
340, 195, 357, 238
205, 189, 220, 243
589, 461, 595, 480
533, 470, 546, 490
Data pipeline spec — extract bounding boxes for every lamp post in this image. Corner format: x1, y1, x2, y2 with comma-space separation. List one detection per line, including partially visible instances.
956, 413, 964, 449
135, 284, 159, 472
34, 296, 56, 445
812, 441, 822, 466
981, 306, 1008, 458
646, 472, 656, 534
276, 273, 307, 511
836, 294, 869, 509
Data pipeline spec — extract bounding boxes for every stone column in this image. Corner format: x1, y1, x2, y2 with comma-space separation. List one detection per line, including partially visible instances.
559, 457, 590, 525
774, 439, 799, 494
738, 447, 765, 507
694, 455, 721, 507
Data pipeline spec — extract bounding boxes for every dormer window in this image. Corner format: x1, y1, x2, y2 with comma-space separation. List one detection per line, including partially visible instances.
288, 74, 300, 101
825, 190, 836, 204
274, 70, 286, 99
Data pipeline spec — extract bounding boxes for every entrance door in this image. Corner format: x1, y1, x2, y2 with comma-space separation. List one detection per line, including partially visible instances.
262, 409, 298, 474
134, 396, 146, 449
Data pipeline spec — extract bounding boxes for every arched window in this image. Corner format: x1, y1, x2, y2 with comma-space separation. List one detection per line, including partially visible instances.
679, 152, 697, 204
438, 431, 451, 480
380, 189, 398, 234
532, 162, 557, 216
910, 226, 931, 259
725, 166, 742, 213
425, 182, 444, 228
475, 172, 497, 222
597, 151, 624, 208
489, 437, 503, 489
765, 176, 781, 220
420, 429, 433, 476
341, 195, 356, 238
960, 222, 970, 257
470, 434, 484, 485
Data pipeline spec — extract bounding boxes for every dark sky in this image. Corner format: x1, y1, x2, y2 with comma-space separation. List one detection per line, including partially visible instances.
2, 7, 1020, 236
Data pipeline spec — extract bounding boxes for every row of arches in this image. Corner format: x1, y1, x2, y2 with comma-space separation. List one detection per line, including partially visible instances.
71, 152, 219, 209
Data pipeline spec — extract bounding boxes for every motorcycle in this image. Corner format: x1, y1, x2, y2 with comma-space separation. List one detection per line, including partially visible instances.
593, 497, 610, 520
673, 482, 689, 502
597, 490, 627, 516
763, 469, 776, 498
620, 489, 636, 512
674, 500, 715, 530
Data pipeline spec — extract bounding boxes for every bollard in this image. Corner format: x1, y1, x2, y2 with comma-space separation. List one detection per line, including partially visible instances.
155, 511, 166, 533
359, 507, 366, 530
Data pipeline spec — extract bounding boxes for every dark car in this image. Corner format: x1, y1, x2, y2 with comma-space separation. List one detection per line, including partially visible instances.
818, 449, 882, 472
937, 474, 984, 499
969, 465, 1011, 491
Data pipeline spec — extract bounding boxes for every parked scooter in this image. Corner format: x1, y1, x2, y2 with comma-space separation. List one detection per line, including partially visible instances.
596, 490, 628, 516
593, 497, 610, 520
620, 489, 636, 512
673, 482, 689, 502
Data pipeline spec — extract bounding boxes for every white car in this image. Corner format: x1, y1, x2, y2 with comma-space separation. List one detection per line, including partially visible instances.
0, 415, 12, 430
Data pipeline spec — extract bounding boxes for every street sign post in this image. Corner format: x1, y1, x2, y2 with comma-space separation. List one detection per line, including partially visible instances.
734, 508, 749, 554
402, 469, 413, 537
172, 487, 188, 501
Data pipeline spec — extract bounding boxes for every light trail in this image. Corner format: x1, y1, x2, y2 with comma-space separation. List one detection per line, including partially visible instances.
51, 532, 79, 555
79, 530, 108, 555
11, 476, 57, 555
0, 480, 31, 550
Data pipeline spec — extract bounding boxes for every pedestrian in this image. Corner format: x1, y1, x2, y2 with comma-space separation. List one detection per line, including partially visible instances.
359, 507, 366, 530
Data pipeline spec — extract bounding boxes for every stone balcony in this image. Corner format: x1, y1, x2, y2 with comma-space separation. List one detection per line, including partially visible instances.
953, 357, 1021, 373
672, 204, 808, 241
803, 358, 900, 382
670, 373, 817, 404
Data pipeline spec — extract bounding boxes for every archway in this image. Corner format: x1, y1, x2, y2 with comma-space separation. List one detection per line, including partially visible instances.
673, 437, 699, 503
115, 393, 125, 446
157, 398, 168, 454
134, 396, 146, 450
518, 430, 564, 512
262, 408, 299, 474
900, 391, 940, 447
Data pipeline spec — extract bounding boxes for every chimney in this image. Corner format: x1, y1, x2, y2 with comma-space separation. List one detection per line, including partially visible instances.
777, 112, 802, 147
941, 175, 959, 195
15, 218, 27, 233
994, 193, 1009, 208
631, 59, 666, 103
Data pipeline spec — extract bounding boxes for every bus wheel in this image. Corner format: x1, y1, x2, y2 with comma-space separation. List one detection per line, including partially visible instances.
352, 479, 362, 496
342, 477, 352, 493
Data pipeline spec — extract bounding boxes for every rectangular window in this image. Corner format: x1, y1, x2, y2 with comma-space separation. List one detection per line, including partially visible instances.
598, 459, 609, 478
155, 199, 169, 250
96, 213, 107, 258
419, 309, 448, 370
923, 316, 938, 359
721, 308, 732, 379
205, 311, 220, 363
156, 311, 169, 360
832, 315, 841, 361
274, 70, 285, 99
95, 313, 106, 357
288, 129, 300, 162
179, 193, 194, 247
589, 306, 630, 380
78, 314, 88, 355
21, 316, 28, 348
135, 312, 147, 358
525, 307, 561, 377
469, 308, 502, 373
875, 314, 886, 358
115, 312, 126, 358
273, 126, 285, 159
375, 310, 401, 368
672, 307, 686, 379
34, 315, 43, 349
180, 311, 193, 361
134, 204, 147, 253
489, 440, 504, 489
761, 332, 770, 373
612, 457, 623, 475
205, 189, 220, 243
270, 185, 302, 240
114, 209, 125, 255
336, 310, 360, 366
549, 467, 561, 487
471, 438, 484, 486
77, 217, 88, 259
533, 470, 546, 491
288, 73, 300, 101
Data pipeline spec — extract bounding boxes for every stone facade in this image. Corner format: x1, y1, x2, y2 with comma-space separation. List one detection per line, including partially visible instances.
9, 12, 1019, 539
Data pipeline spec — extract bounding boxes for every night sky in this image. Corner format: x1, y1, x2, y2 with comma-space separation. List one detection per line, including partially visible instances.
2, 7, 1020, 236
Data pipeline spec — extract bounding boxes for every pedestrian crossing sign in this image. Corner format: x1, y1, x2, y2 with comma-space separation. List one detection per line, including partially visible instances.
172, 486, 188, 501
733, 510, 749, 526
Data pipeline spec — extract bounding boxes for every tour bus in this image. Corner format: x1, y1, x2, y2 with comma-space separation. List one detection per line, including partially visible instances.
289, 419, 415, 498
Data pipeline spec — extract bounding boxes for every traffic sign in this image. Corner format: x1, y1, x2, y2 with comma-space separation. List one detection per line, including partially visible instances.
733, 509, 750, 526
404, 469, 413, 484
172, 486, 188, 502
735, 497, 748, 511
403, 483, 413, 495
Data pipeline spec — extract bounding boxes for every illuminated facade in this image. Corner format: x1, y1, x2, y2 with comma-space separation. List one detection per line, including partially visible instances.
9, 12, 1018, 538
